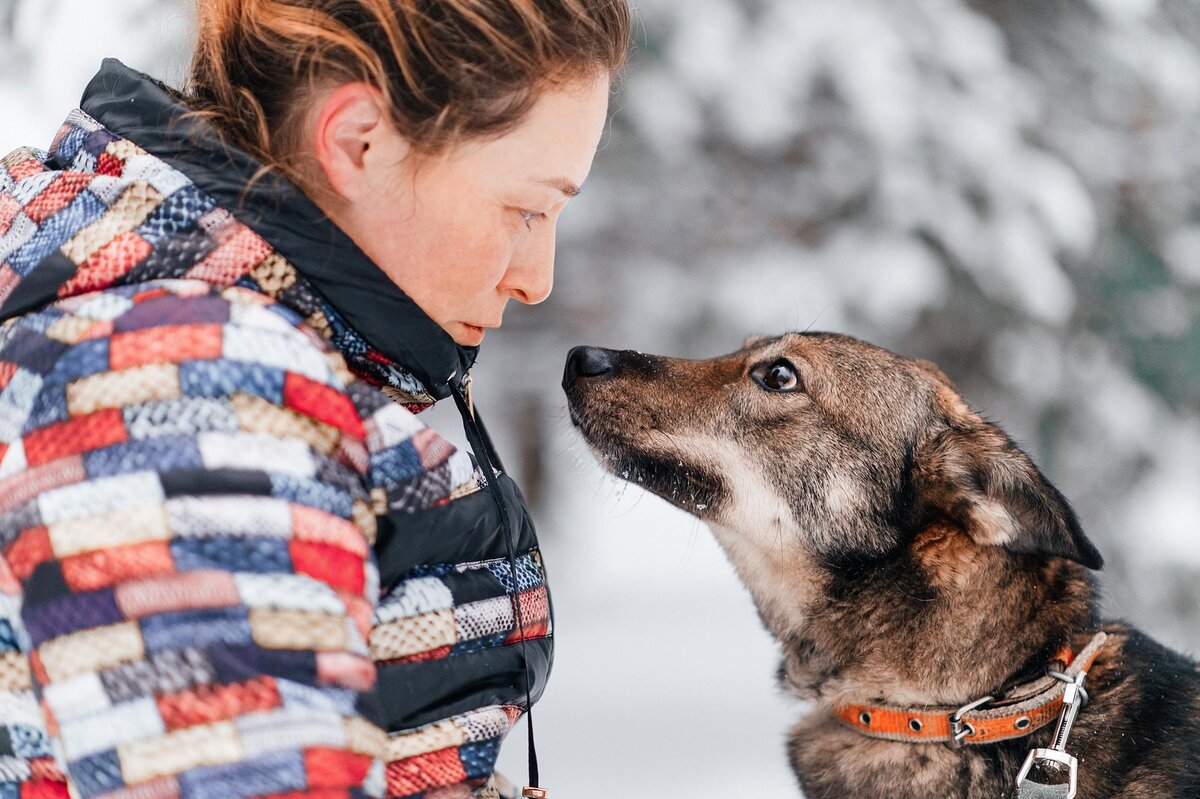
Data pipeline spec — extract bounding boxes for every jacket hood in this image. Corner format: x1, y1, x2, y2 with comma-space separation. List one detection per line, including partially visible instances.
0, 58, 476, 398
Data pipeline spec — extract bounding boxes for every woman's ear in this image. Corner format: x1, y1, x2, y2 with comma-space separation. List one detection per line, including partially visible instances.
312, 82, 405, 202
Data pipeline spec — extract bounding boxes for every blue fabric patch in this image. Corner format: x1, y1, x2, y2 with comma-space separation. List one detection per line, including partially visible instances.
23, 383, 69, 430
22, 587, 122, 647
269, 475, 354, 519
51, 126, 89, 164
139, 607, 253, 654
83, 435, 204, 479
49, 337, 110, 382
484, 551, 543, 594
178, 748, 306, 799
170, 534, 292, 575
7, 724, 51, 759
114, 292, 230, 332
458, 739, 501, 780
81, 129, 119, 158
68, 748, 124, 799
134, 188, 216, 245
1, 326, 68, 375
368, 441, 423, 487
204, 643, 317, 687
0, 620, 18, 652
450, 633, 507, 658
179, 360, 285, 405
7, 189, 105, 275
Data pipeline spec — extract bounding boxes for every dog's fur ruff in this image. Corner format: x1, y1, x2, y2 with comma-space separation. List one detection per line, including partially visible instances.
562, 332, 1200, 799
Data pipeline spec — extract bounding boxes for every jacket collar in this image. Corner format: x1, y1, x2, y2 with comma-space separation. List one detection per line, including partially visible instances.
79, 58, 477, 398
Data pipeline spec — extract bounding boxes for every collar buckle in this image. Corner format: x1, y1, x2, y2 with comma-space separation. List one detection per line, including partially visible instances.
949, 694, 995, 748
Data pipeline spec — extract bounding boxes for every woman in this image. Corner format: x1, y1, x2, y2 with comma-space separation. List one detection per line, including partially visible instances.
0, 1, 629, 798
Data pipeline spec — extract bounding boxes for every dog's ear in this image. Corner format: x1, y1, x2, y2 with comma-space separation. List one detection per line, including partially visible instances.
917, 386, 1103, 570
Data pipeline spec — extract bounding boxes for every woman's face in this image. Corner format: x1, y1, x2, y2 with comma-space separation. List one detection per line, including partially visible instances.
312, 74, 612, 346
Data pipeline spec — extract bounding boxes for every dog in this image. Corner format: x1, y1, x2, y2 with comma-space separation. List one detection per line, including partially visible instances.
561, 332, 1200, 798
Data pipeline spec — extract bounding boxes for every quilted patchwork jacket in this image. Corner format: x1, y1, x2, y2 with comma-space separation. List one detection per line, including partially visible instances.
0, 59, 552, 799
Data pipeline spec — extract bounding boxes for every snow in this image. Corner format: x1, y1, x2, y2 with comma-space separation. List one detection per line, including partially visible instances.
4, 0, 1200, 795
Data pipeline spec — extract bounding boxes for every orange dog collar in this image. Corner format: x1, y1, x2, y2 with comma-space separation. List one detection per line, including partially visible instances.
833, 632, 1107, 747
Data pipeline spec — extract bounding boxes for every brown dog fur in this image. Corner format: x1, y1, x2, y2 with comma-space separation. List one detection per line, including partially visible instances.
562, 332, 1200, 798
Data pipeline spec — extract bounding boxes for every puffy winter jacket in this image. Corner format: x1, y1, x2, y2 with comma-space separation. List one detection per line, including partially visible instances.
0, 59, 552, 799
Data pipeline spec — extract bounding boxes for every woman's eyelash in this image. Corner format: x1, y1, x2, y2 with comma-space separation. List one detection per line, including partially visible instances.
520, 209, 549, 228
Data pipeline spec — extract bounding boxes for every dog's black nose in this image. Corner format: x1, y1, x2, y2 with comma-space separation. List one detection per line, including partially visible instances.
564, 346, 619, 381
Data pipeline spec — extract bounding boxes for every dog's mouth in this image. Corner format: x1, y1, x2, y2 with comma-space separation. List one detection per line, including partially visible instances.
566, 394, 725, 517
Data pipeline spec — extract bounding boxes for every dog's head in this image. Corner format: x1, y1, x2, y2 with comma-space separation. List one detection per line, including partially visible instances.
562, 332, 1102, 572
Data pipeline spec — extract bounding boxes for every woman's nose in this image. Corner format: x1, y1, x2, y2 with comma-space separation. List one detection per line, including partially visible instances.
502, 228, 556, 304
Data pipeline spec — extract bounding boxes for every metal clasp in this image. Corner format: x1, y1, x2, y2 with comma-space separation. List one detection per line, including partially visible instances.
1016, 748, 1078, 799
1015, 667, 1090, 798
949, 694, 994, 748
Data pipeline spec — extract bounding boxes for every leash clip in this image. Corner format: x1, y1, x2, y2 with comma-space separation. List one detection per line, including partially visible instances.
949, 694, 994, 748
1015, 667, 1090, 798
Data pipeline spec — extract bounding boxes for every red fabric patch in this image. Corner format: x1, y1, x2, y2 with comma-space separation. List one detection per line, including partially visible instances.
23, 173, 92, 224
58, 231, 153, 296
304, 749, 374, 789
133, 286, 172, 304
61, 540, 176, 592
26, 756, 65, 783
290, 504, 368, 557
385, 748, 467, 797
338, 591, 374, 641
256, 792, 349, 799
184, 226, 271, 285
27, 650, 49, 688
392, 645, 453, 665
290, 540, 365, 595
283, 373, 365, 439
157, 675, 281, 731
109, 323, 224, 370
96, 152, 123, 177
0, 195, 21, 236
19, 778, 69, 799
0, 362, 17, 391
7, 156, 45, 182
23, 409, 127, 466
5, 526, 53, 582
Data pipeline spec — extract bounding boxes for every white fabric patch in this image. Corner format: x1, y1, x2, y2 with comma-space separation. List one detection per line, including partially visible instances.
454, 596, 514, 641
0, 212, 36, 264
165, 495, 293, 539
364, 403, 424, 451
0, 690, 43, 728
43, 672, 112, 722
221, 322, 330, 383
374, 577, 454, 624
233, 573, 344, 614
38, 471, 163, 524
148, 167, 192, 198
58, 696, 165, 760
236, 707, 347, 757
197, 432, 316, 477
73, 292, 134, 321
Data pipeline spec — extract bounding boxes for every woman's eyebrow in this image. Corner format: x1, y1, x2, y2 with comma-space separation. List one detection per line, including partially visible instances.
539, 177, 581, 197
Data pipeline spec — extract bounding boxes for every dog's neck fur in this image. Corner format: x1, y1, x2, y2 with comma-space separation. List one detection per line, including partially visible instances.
709, 517, 1097, 710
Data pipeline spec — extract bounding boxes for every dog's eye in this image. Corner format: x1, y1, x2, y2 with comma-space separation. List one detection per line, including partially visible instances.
751, 359, 802, 392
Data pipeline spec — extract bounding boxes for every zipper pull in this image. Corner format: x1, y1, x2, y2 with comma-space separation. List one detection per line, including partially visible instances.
463, 371, 475, 420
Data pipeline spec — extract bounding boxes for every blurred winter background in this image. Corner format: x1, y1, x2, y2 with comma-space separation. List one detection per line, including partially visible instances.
3, 0, 1199, 795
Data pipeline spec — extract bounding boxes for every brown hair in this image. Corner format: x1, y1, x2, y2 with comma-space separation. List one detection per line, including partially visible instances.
186, 0, 630, 186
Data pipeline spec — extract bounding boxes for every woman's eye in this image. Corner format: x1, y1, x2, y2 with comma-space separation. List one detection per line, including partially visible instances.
520, 209, 549, 229
751, 359, 802, 392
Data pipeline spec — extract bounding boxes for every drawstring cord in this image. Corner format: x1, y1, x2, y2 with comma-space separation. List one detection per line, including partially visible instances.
451, 377, 543, 797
